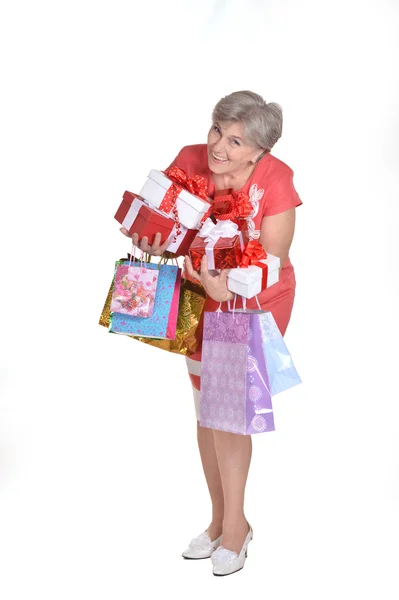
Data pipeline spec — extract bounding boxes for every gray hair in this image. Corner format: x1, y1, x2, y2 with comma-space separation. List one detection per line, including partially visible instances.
212, 91, 283, 152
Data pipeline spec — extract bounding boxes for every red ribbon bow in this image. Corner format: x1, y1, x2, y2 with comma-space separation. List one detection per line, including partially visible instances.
201, 188, 253, 224
162, 166, 208, 205
159, 166, 209, 242
239, 240, 269, 290
240, 240, 267, 266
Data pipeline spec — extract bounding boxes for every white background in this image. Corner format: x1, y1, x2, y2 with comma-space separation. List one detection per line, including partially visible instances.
1, 0, 398, 598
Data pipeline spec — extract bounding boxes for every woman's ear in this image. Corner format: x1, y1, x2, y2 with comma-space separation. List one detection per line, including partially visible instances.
252, 151, 265, 164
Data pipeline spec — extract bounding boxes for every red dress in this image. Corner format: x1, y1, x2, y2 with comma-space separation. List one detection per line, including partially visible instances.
169, 144, 303, 408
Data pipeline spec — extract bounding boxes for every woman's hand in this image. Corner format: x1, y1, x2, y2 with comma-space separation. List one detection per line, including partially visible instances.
184, 254, 234, 303
120, 227, 171, 257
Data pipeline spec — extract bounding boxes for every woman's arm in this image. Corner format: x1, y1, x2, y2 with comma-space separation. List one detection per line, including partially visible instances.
259, 208, 296, 271
184, 207, 297, 300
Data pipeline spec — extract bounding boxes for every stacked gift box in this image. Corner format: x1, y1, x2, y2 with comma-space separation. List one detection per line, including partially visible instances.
114, 167, 212, 257
114, 170, 282, 299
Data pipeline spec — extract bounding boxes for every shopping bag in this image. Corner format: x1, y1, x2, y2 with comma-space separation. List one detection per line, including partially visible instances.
99, 272, 206, 355
135, 278, 206, 355
258, 311, 302, 395
110, 261, 159, 317
109, 262, 180, 339
200, 311, 275, 435
164, 266, 181, 340
99, 258, 125, 329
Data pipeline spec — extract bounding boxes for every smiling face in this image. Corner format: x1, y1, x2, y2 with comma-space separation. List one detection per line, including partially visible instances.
207, 121, 263, 177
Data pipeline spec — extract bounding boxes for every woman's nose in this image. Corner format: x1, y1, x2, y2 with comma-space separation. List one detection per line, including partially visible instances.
212, 140, 226, 154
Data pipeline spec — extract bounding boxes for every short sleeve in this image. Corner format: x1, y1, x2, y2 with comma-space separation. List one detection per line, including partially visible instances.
165, 152, 180, 171
164, 145, 209, 179
262, 169, 303, 217
165, 146, 192, 172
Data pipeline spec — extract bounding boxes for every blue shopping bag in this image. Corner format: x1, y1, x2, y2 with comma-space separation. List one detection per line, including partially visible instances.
258, 311, 302, 395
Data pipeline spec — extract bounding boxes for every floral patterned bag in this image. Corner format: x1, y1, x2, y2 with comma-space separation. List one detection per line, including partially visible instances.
110, 258, 159, 317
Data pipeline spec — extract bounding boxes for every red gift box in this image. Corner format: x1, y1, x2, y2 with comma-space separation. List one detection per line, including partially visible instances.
114, 191, 143, 227
201, 187, 254, 222
114, 191, 174, 245
189, 218, 247, 271
166, 227, 198, 257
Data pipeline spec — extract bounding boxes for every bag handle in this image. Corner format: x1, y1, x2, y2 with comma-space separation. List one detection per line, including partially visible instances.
127, 242, 155, 270
226, 294, 238, 320
128, 243, 147, 272
216, 293, 261, 319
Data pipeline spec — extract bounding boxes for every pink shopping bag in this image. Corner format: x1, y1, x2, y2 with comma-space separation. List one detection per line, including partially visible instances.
110, 262, 159, 317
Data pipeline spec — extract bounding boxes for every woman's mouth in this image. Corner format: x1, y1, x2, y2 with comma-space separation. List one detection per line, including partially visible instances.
211, 151, 229, 165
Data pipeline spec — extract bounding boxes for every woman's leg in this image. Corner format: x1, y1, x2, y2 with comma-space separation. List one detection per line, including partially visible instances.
188, 356, 224, 539
196, 421, 224, 540
213, 429, 252, 554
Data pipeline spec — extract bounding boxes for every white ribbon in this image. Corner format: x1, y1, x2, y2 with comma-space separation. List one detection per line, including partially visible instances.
122, 197, 145, 231
123, 196, 174, 237
166, 223, 188, 253
198, 218, 239, 242
198, 218, 242, 270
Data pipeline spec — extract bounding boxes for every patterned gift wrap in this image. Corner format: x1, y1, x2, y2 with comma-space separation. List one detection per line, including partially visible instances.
189, 218, 246, 271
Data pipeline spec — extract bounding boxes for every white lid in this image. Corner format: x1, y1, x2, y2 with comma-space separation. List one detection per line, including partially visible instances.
148, 169, 211, 210
228, 265, 260, 284
228, 254, 280, 283
266, 254, 280, 269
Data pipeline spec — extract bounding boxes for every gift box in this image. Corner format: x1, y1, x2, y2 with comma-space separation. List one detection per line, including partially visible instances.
166, 224, 197, 256
227, 254, 281, 298
202, 188, 254, 223
139, 168, 211, 230
114, 191, 174, 245
189, 218, 246, 271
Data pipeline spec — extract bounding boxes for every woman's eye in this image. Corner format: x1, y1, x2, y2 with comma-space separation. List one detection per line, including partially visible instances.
232, 139, 240, 146
213, 125, 220, 133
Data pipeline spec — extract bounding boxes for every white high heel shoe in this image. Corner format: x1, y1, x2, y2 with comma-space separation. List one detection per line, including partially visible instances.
211, 524, 253, 576
182, 530, 222, 560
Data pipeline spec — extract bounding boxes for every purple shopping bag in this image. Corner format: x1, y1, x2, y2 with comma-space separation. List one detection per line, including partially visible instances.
200, 311, 275, 435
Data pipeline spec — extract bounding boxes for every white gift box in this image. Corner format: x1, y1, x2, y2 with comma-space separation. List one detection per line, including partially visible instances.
226, 254, 281, 298
139, 169, 211, 230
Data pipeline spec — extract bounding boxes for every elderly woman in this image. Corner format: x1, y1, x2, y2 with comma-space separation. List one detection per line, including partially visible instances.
121, 91, 302, 576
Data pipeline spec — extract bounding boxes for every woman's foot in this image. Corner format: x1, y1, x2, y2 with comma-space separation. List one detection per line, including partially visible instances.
182, 520, 223, 560
206, 520, 223, 541
220, 518, 250, 555
211, 524, 253, 576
